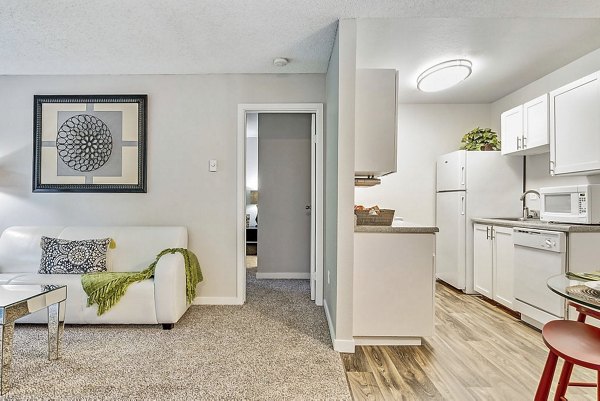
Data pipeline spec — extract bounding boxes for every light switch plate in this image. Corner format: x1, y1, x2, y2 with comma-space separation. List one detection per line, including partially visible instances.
209, 159, 217, 172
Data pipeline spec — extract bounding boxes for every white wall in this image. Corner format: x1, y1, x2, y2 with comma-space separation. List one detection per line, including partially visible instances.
355, 104, 491, 225
324, 27, 340, 335
490, 47, 600, 210
324, 19, 357, 352
0, 73, 325, 301
334, 19, 358, 350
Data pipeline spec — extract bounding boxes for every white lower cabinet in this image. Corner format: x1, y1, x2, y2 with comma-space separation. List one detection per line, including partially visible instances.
473, 224, 493, 298
354, 232, 435, 339
473, 224, 515, 310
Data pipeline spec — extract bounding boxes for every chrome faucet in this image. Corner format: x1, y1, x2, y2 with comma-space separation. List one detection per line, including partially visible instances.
520, 190, 540, 219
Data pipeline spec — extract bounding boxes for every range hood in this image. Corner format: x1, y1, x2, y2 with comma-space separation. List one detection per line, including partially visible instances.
354, 177, 381, 187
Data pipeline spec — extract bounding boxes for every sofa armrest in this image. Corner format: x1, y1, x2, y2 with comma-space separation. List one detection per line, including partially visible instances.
153, 253, 190, 324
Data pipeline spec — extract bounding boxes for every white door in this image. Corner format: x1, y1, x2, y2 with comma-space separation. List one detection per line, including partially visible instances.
523, 94, 549, 150
550, 71, 600, 175
435, 191, 466, 290
473, 224, 493, 298
493, 226, 515, 309
436, 151, 466, 192
257, 113, 312, 279
500, 105, 523, 155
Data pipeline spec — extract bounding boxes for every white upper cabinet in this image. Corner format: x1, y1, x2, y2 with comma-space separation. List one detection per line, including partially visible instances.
550, 71, 600, 176
500, 105, 523, 155
523, 94, 550, 152
355, 69, 398, 177
501, 94, 549, 156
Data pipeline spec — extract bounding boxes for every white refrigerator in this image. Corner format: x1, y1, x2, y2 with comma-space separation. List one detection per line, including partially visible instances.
436, 150, 523, 294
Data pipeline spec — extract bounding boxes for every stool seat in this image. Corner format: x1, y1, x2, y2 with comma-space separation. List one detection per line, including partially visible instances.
543, 320, 600, 370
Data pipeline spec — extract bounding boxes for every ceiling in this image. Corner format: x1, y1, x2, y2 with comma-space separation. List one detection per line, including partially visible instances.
357, 18, 600, 103
2, 1, 600, 106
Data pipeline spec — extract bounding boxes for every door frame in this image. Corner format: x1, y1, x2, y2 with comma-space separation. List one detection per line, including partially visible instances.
236, 103, 324, 305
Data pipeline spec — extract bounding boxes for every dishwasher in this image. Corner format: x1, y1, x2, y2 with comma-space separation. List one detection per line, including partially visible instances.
513, 228, 567, 329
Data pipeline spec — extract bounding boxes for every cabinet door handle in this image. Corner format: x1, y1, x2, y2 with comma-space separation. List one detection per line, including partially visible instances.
486, 226, 490, 240
517, 136, 521, 150
549, 160, 555, 175
522, 136, 527, 148
491, 227, 495, 240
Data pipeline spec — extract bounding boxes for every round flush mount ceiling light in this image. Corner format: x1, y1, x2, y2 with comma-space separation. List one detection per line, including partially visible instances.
417, 59, 472, 92
273, 57, 289, 67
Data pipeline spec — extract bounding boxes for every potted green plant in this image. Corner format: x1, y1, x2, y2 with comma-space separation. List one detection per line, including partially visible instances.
459, 127, 500, 151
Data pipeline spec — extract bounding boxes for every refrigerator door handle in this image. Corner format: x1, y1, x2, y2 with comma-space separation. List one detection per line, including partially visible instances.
460, 166, 465, 186
460, 195, 465, 215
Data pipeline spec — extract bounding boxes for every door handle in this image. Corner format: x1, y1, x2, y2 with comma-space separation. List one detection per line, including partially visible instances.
522, 135, 527, 148
460, 166, 465, 186
549, 160, 555, 175
460, 196, 465, 215
486, 226, 490, 240
305, 205, 311, 210
517, 136, 521, 150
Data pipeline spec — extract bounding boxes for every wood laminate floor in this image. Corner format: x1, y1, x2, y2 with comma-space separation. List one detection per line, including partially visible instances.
342, 282, 596, 401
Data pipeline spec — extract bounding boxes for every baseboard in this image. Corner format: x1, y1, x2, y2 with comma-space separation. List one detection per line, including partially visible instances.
353, 336, 422, 346
323, 298, 335, 339
255, 272, 310, 279
193, 296, 243, 305
333, 338, 356, 353
323, 299, 355, 353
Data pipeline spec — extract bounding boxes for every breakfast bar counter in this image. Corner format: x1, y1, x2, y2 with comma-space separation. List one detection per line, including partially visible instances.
354, 220, 438, 233
353, 221, 437, 346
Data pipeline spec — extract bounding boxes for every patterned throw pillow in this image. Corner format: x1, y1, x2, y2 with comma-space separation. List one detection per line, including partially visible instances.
39, 237, 112, 274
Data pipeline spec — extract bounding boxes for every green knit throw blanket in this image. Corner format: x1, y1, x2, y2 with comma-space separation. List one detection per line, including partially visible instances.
81, 248, 203, 316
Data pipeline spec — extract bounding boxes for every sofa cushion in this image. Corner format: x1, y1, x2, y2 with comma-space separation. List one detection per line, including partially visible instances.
11, 273, 157, 324
39, 237, 111, 274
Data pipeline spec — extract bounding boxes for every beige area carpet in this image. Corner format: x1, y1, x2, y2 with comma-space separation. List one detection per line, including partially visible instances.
5, 268, 350, 400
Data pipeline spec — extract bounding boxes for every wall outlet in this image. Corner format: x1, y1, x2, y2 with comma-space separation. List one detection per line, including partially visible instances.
327, 270, 330, 284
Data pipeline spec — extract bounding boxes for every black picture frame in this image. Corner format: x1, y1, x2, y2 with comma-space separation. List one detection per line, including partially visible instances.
33, 94, 147, 193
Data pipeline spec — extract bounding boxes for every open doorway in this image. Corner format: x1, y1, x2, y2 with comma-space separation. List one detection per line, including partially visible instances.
245, 113, 259, 270
237, 104, 324, 306
247, 112, 312, 280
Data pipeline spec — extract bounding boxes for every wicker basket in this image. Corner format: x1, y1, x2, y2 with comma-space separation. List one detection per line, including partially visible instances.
355, 209, 395, 226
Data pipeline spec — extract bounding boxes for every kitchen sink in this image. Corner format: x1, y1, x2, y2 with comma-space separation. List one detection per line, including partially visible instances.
494, 217, 541, 222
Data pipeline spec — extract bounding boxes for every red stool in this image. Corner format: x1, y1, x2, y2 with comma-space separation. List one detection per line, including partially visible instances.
535, 303, 600, 401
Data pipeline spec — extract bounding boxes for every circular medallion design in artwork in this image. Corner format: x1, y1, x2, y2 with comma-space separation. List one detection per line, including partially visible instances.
56, 114, 113, 172
67, 245, 91, 266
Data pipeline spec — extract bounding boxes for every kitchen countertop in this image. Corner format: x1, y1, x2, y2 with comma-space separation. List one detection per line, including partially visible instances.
355, 220, 438, 233
472, 217, 600, 233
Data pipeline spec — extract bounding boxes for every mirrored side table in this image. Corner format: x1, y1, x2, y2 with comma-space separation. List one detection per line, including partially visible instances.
0, 284, 67, 394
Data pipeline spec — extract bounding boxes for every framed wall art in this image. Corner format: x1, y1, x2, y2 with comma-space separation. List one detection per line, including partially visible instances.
33, 94, 147, 193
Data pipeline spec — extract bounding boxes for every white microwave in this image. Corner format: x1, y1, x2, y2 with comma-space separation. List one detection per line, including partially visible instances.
540, 184, 600, 224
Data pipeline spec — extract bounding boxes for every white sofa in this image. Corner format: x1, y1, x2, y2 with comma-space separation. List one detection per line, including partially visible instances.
0, 226, 190, 329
